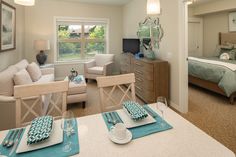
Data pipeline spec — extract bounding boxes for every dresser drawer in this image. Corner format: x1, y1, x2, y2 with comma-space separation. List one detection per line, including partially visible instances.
135, 86, 154, 102
133, 60, 153, 73
134, 70, 153, 81
135, 78, 154, 91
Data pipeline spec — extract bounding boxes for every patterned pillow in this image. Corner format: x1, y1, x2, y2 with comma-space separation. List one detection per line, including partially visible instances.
27, 116, 53, 145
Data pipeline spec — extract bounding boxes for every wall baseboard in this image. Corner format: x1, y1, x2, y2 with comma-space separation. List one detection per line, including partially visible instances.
169, 101, 181, 112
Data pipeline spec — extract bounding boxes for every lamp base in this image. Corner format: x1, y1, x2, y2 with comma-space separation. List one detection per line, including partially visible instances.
36, 51, 47, 65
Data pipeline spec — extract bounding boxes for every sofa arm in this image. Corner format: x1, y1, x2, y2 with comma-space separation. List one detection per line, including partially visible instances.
103, 62, 114, 76
0, 95, 15, 103
41, 68, 54, 75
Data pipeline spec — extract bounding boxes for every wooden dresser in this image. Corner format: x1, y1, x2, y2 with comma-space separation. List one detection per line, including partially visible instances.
120, 53, 169, 103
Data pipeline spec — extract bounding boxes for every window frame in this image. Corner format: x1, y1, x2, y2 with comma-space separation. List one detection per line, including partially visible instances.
54, 17, 109, 63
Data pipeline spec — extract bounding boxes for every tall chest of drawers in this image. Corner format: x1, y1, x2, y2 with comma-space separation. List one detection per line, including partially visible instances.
120, 53, 169, 103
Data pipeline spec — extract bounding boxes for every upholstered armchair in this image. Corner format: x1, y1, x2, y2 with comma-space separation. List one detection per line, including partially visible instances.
84, 54, 115, 81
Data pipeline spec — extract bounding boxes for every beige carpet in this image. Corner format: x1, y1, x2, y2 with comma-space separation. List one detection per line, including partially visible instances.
68, 81, 236, 154
182, 85, 236, 154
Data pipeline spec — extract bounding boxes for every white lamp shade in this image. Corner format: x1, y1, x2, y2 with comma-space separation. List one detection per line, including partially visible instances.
147, 0, 161, 15
34, 40, 50, 51
14, 0, 35, 6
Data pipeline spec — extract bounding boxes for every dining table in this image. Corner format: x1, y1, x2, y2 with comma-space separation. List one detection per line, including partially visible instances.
0, 104, 235, 157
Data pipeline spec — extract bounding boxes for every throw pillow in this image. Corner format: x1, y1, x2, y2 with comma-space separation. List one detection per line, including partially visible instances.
229, 49, 236, 60
220, 49, 236, 60
0, 66, 18, 96
27, 62, 42, 82
14, 69, 33, 85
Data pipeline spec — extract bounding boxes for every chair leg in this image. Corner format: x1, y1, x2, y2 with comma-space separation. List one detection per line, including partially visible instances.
82, 101, 86, 108
85, 78, 88, 83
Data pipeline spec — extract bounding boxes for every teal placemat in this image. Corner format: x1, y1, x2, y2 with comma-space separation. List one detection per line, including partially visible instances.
102, 105, 173, 139
0, 119, 80, 157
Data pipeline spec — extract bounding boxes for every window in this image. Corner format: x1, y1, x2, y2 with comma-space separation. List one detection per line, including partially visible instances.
55, 18, 108, 61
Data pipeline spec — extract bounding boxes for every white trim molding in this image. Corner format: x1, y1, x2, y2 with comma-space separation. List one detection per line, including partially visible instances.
53, 16, 110, 64
176, 0, 189, 113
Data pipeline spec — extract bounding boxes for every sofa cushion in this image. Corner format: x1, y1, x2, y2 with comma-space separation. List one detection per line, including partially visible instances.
27, 62, 42, 82
14, 69, 33, 85
14, 59, 29, 71
95, 54, 114, 66
0, 66, 18, 96
35, 74, 54, 84
87, 66, 104, 75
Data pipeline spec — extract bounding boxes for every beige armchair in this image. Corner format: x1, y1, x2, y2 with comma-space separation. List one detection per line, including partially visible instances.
84, 54, 115, 81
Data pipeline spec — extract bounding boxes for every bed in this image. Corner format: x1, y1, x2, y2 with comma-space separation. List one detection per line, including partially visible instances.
188, 32, 236, 104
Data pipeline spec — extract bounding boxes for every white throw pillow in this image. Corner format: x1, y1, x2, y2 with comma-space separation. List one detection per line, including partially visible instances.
220, 53, 230, 60
14, 69, 33, 85
27, 62, 42, 82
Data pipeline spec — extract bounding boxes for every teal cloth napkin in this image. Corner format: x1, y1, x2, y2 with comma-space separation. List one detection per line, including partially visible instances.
0, 119, 80, 157
102, 105, 173, 139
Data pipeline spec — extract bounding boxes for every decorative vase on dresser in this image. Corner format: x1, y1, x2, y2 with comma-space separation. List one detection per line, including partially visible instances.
121, 53, 169, 104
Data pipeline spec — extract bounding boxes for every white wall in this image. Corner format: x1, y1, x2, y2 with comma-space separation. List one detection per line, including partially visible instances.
0, 0, 25, 71
123, 0, 185, 111
203, 11, 229, 57
24, 0, 123, 79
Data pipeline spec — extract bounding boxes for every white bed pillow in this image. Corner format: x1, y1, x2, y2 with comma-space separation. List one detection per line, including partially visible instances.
26, 62, 42, 82
14, 69, 33, 85
219, 53, 230, 60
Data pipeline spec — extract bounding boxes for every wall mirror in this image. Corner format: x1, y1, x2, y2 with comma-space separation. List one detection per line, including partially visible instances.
137, 17, 164, 50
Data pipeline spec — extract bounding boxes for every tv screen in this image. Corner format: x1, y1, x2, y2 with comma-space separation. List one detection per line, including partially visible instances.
123, 38, 140, 54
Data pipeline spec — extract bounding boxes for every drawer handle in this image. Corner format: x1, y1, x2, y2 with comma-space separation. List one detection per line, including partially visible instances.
135, 70, 143, 74
135, 62, 143, 66
136, 78, 143, 82
136, 86, 142, 91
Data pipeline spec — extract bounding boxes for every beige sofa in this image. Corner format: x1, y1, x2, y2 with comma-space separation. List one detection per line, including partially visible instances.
0, 59, 54, 130
84, 54, 115, 81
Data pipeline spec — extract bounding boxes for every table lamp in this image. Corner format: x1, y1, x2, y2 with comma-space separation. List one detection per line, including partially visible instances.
34, 39, 50, 65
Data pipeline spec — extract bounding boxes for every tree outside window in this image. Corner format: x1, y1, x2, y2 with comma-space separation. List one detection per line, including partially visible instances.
56, 20, 107, 61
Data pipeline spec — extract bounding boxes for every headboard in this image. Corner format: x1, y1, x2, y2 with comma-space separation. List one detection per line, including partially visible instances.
219, 32, 236, 44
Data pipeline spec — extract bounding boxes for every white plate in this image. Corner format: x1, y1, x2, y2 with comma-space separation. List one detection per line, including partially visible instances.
16, 120, 63, 154
117, 109, 156, 129
108, 130, 132, 144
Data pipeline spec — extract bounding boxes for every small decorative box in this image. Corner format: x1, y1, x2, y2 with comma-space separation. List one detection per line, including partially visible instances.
123, 101, 148, 121
27, 116, 53, 145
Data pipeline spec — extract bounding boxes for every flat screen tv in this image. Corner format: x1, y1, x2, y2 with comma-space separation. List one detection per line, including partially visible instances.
123, 38, 140, 54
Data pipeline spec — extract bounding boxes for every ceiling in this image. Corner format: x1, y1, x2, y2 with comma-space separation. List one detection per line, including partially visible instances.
56, 0, 132, 6
53, 0, 220, 7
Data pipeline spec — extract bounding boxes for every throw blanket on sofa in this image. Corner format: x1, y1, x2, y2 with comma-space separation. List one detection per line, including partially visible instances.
188, 57, 236, 97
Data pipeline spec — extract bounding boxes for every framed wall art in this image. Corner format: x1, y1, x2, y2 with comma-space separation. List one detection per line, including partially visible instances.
0, 1, 16, 52
229, 12, 236, 32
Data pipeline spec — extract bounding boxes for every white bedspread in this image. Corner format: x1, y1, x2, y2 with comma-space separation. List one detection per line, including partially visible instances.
188, 57, 236, 71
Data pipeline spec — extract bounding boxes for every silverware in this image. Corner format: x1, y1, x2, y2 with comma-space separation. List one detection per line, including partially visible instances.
6, 129, 19, 148
112, 112, 121, 123
108, 112, 117, 125
2, 130, 15, 147
104, 113, 113, 124
9, 128, 24, 156
144, 107, 157, 118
